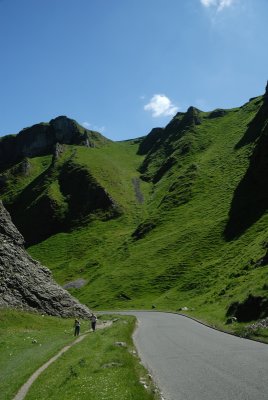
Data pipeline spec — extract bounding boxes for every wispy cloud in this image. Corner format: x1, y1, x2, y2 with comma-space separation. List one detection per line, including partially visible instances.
82, 121, 91, 129
82, 121, 106, 132
144, 94, 179, 118
200, 0, 235, 12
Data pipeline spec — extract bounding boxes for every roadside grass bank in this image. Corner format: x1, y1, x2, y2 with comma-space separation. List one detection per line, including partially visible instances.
162, 307, 268, 345
0, 309, 80, 400
25, 314, 159, 400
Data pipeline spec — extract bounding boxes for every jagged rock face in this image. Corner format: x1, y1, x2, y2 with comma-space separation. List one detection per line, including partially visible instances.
137, 128, 165, 156
138, 108, 202, 158
180, 106, 202, 128
138, 106, 205, 182
0, 116, 108, 170
209, 109, 227, 119
0, 201, 91, 318
50, 116, 88, 145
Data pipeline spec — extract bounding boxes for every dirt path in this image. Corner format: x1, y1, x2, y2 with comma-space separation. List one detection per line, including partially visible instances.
13, 321, 112, 400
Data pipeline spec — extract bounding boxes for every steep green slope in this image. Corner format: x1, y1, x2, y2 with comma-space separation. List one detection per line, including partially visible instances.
0, 139, 148, 244
27, 92, 268, 330
1, 88, 268, 332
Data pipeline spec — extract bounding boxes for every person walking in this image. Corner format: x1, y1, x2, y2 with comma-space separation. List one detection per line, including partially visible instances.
90, 313, 97, 332
74, 319, 81, 336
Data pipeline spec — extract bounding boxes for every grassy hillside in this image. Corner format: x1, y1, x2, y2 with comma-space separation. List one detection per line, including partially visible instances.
1, 93, 268, 332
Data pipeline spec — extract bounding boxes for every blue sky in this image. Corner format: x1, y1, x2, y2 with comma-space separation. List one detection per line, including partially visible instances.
0, 0, 267, 140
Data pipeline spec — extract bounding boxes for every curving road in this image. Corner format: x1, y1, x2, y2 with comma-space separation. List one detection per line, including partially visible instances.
117, 311, 268, 400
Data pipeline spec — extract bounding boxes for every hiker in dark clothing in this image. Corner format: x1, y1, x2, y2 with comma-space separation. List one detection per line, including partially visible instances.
90, 313, 97, 332
74, 319, 80, 336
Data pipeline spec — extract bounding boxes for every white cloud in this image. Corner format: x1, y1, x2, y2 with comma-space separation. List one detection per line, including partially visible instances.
144, 94, 179, 118
82, 121, 105, 132
201, 0, 216, 6
200, 0, 235, 11
82, 121, 91, 128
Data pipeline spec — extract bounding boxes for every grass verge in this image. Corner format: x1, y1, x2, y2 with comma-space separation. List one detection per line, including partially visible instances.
0, 309, 87, 400
25, 314, 159, 400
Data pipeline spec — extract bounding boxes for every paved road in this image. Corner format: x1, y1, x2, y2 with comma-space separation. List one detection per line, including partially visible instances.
117, 311, 268, 400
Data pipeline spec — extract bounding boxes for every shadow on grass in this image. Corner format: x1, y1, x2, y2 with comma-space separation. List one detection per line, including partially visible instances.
225, 94, 268, 240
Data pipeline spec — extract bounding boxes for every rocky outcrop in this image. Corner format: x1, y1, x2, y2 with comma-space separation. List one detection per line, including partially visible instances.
208, 109, 227, 119
138, 106, 205, 183
0, 201, 91, 317
180, 106, 202, 128
0, 116, 109, 170
137, 127, 165, 155
138, 108, 202, 158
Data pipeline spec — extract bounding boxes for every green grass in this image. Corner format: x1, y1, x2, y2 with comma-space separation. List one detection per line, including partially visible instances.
0, 309, 80, 400
25, 315, 158, 400
0, 310, 159, 400
2, 96, 268, 341
1, 155, 52, 205
72, 140, 152, 217
28, 99, 268, 320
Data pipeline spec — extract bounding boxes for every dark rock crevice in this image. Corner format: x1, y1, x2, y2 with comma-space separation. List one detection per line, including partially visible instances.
227, 295, 268, 322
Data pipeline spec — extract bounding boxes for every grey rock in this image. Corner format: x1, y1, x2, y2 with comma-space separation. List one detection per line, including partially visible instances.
63, 279, 87, 289
0, 116, 109, 169
52, 142, 65, 163
0, 201, 91, 318
180, 307, 189, 311
249, 317, 268, 329
179, 106, 202, 128
226, 317, 237, 325
12, 158, 32, 176
115, 341, 127, 347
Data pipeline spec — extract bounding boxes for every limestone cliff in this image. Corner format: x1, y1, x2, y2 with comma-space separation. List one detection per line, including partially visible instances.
0, 201, 91, 317
0, 116, 109, 170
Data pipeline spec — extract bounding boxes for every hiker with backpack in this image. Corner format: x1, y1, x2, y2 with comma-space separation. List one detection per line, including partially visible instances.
74, 319, 81, 336
90, 313, 97, 332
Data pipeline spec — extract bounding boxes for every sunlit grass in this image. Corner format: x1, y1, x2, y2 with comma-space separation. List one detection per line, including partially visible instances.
0, 309, 77, 400
2, 96, 267, 340
26, 315, 158, 400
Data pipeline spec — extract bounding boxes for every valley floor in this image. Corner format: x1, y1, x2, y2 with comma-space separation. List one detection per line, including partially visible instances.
0, 309, 158, 400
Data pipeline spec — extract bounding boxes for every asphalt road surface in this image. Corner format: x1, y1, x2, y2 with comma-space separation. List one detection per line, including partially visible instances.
117, 311, 268, 400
